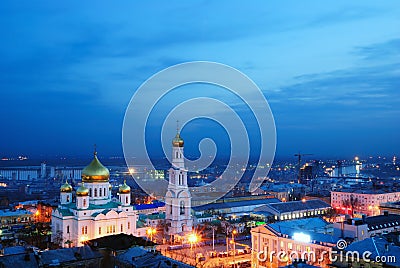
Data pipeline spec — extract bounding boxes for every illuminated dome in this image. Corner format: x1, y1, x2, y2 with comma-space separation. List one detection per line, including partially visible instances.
60, 180, 72, 193
76, 183, 89, 197
81, 151, 110, 182
172, 132, 184, 147
119, 180, 131, 194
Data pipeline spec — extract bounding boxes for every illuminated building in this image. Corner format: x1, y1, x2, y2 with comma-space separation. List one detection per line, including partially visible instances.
251, 218, 338, 268
51, 151, 137, 247
331, 189, 400, 216
165, 130, 193, 238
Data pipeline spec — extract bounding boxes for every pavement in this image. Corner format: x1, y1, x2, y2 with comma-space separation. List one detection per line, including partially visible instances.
157, 239, 252, 268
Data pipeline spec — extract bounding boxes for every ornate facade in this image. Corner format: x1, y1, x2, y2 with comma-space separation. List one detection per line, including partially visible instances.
51, 151, 137, 247
165, 131, 193, 237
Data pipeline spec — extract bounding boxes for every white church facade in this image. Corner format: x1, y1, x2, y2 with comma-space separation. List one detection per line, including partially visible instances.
165, 131, 193, 238
51, 151, 137, 247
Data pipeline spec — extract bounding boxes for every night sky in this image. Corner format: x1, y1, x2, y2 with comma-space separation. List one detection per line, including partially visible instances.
1, 1, 399, 159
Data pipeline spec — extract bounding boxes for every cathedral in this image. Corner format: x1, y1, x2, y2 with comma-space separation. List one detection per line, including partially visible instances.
51, 151, 137, 247
165, 130, 193, 238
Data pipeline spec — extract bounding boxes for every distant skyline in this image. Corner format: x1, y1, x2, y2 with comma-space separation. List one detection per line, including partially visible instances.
1, 1, 399, 159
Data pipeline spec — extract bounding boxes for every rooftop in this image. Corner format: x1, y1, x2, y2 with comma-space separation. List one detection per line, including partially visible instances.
257, 199, 331, 214
365, 213, 400, 231
117, 247, 194, 268
344, 236, 400, 266
192, 198, 281, 211
266, 218, 338, 245
332, 189, 400, 194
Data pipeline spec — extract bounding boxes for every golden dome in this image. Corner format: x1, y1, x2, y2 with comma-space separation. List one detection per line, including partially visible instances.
119, 180, 131, 194
172, 132, 184, 147
60, 180, 72, 193
76, 183, 89, 197
81, 151, 110, 182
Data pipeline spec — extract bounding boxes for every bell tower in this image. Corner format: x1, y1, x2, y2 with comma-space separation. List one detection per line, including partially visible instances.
165, 126, 193, 238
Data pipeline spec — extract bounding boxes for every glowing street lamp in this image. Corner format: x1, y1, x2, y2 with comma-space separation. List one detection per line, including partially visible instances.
187, 232, 200, 251
146, 227, 156, 242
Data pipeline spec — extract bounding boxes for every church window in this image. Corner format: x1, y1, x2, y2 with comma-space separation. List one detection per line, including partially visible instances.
89, 188, 92, 197
67, 195, 70, 202
104, 188, 106, 196
85, 226, 87, 234
94, 188, 97, 197
121, 224, 123, 232
82, 227, 84, 234
176, 151, 178, 158
113, 225, 116, 233
99, 227, 101, 235
67, 225, 70, 233
126, 196, 128, 204
128, 222, 130, 229
180, 201, 185, 215
169, 204, 172, 214
99, 189, 102, 197
83, 199, 86, 207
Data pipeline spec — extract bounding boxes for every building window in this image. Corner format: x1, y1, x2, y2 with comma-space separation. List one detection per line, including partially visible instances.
82, 227, 85, 234
128, 222, 130, 229
83, 199, 87, 207
85, 226, 88, 234
113, 225, 116, 233
99, 189, 102, 197
126, 196, 128, 204
180, 201, 185, 215
288, 243, 292, 250
67, 225, 70, 233
89, 188, 92, 197
99, 227, 101, 235
121, 224, 123, 232
104, 188, 106, 196
94, 188, 97, 197
66, 195, 70, 202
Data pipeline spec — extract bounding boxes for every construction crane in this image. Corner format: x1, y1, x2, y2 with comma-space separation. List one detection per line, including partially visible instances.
294, 152, 313, 184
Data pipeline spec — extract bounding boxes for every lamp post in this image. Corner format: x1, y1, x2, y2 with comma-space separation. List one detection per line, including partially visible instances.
211, 226, 217, 251
232, 229, 237, 266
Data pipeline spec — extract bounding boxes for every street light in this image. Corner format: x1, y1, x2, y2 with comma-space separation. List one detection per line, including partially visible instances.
232, 229, 237, 266
146, 227, 156, 242
187, 232, 200, 251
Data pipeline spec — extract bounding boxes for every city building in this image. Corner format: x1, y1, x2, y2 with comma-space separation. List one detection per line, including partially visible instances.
165, 131, 193, 239
51, 151, 138, 247
331, 189, 400, 216
254, 199, 331, 221
0, 209, 32, 228
333, 212, 400, 241
380, 201, 400, 215
332, 236, 400, 268
251, 218, 338, 268
192, 197, 281, 217
115, 247, 194, 268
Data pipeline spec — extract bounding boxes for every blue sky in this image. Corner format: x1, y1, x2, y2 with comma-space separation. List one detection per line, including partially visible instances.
0, 1, 399, 159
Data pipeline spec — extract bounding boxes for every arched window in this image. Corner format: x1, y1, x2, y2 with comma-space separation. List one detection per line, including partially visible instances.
104, 188, 106, 196
99, 188, 102, 197
180, 201, 185, 215
94, 188, 97, 197
67, 225, 70, 233
89, 188, 92, 197
66, 195, 70, 202
83, 199, 86, 207
126, 196, 128, 204
176, 151, 178, 158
